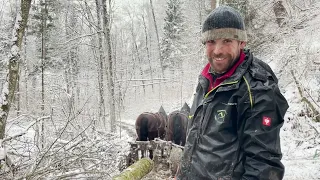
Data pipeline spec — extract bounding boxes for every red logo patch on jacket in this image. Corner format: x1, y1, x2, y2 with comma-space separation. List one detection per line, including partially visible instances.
262, 116, 271, 126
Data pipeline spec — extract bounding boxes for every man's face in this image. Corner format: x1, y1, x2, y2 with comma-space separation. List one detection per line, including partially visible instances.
205, 39, 246, 74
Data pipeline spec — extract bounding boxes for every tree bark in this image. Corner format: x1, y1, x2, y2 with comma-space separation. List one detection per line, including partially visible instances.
149, 0, 164, 77
0, 0, 32, 140
102, 0, 116, 132
39, 0, 47, 150
23, 27, 29, 112
112, 158, 154, 180
16, 68, 21, 116
141, 14, 154, 91
95, 0, 106, 127
0, 0, 32, 172
149, 0, 164, 104
128, 14, 146, 95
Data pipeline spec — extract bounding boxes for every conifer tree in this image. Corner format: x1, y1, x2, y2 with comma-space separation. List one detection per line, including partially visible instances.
160, 0, 185, 72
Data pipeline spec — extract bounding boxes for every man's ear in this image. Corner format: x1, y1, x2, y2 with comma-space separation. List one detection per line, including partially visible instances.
240, 41, 246, 49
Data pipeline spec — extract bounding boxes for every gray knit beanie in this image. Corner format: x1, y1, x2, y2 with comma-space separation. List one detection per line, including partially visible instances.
201, 5, 247, 44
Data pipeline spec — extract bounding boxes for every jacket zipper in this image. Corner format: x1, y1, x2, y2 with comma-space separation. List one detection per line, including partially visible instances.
190, 80, 240, 150
199, 81, 239, 135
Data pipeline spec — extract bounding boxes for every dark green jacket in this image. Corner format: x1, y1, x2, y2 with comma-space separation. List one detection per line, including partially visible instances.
177, 50, 288, 180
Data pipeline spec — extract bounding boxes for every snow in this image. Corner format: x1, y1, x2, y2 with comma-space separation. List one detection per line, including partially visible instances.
1, 1, 320, 180
281, 102, 320, 179
0, 140, 6, 160
256, 2, 320, 178
0, 81, 8, 105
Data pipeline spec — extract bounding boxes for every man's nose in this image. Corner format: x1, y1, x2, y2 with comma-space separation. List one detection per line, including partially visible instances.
213, 43, 223, 55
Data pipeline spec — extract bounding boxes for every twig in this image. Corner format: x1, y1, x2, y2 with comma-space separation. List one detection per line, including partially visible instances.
65, 138, 86, 151
303, 87, 320, 109
27, 97, 92, 177
54, 170, 110, 179
55, 31, 102, 45
131, 81, 171, 87
115, 78, 170, 82
307, 121, 320, 135
3, 116, 50, 143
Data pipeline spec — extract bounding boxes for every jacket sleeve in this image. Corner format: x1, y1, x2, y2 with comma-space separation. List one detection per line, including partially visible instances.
240, 83, 288, 180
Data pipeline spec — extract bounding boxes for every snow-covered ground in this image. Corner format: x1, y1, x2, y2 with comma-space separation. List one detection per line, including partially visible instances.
257, 3, 320, 179
281, 84, 320, 179
2, 1, 320, 180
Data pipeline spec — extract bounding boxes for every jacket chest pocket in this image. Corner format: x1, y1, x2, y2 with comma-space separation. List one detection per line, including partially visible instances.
200, 100, 237, 135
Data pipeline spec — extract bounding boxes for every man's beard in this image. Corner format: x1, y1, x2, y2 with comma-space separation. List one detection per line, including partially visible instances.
208, 53, 238, 74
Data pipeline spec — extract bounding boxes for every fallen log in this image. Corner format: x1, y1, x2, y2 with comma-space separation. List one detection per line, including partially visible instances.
112, 158, 154, 180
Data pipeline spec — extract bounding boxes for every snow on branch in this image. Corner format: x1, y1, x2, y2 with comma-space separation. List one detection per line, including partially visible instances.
54, 170, 110, 179
2, 116, 50, 143
115, 78, 170, 82
56, 31, 102, 45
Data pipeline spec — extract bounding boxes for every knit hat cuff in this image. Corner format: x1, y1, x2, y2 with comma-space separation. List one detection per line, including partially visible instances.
201, 28, 247, 44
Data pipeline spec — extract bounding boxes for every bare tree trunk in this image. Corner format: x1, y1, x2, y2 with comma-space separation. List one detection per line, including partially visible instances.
118, 31, 126, 110
102, 0, 116, 132
16, 69, 20, 116
0, 0, 32, 139
82, 1, 102, 131
64, 9, 72, 116
95, 0, 106, 128
111, 33, 122, 136
132, 54, 138, 101
128, 14, 146, 95
149, 0, 164, 104
0, 0, 32, 172
149, 0, 164, 77
39, 0, 48, 149
141, 14, 154, 91
23, 27, 29, 112
66, 4, 79, 117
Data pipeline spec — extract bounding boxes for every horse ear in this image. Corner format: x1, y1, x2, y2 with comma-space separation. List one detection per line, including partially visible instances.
181, 102, 190, 113
159, 105, 166, 115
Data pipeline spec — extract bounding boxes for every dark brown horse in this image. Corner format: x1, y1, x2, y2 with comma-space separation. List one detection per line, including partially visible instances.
135, 106, 167, 159
167, 103, 190, 146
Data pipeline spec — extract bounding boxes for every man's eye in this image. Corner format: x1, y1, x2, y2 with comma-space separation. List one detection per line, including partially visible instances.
206, 40, 215, 44
223, 39, 232, 43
